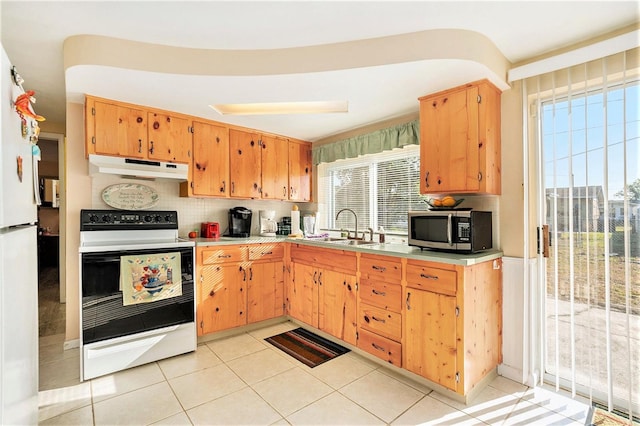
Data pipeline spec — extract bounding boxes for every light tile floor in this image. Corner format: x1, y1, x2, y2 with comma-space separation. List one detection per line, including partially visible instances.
39, 321, 592, 425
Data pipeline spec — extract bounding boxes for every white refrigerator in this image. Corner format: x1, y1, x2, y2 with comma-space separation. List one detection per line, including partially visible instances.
0, 44, 39, 424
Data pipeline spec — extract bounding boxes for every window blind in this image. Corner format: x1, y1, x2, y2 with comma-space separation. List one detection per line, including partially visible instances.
524, 47, 639, 420
317, 145, 427, 235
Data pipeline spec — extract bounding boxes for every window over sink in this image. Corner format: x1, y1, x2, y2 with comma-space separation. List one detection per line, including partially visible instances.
317, 145, 427, 235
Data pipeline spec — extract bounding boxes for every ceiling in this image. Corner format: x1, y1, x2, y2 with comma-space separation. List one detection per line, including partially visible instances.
1, 1, 638, 142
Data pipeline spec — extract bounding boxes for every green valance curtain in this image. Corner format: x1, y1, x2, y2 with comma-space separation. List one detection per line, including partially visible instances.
312, 119, 420, 165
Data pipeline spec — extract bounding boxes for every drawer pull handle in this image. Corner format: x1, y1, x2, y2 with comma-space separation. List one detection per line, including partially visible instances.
406, 292, 411, 310
371, 342, 386, 352
371, 316, 386, 323
263, 251, 273, 255
372, 289, 386, 296
372, 265, 386, 272
420, 273, 439, 280
218, 254, 232, 258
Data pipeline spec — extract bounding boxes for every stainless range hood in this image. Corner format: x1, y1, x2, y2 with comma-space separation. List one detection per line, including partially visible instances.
88, 154, 188, 181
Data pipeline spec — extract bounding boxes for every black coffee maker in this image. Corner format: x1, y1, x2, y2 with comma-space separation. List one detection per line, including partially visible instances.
226, 207, 252, 237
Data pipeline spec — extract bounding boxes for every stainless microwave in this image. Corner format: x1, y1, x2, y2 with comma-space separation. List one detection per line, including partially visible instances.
408, 210, 492, 253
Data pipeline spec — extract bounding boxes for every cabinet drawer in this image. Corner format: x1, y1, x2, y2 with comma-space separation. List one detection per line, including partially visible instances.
358, 303, 401, 341
290, 245, 356, 272
357, 328, 401, 367
360, 255, 402, 283
249, 243, 284, 261
359, 279, 401, 312
200, 246, 247, 265
406, 264, 456, 296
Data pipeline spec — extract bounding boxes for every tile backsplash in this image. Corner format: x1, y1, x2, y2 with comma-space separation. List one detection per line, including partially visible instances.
91, 176, 500, 249
91, 175, 316, 237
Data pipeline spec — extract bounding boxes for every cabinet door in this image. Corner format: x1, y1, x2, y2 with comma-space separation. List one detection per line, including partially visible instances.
191, 121, 229, 197
420, 86, 479, 193
404, 289, 458, 391
261, 134, 289, 200
93, 100, 147, 158
148, 112, 191, 163
247, 261, 284, 323
198, 264, 247, 335
318, 269, 357, 346
229, 129, 262, 198
288, 141, 312, 201
288, 262, 318, 327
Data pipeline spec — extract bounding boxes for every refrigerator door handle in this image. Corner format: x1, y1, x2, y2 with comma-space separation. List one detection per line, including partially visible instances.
32, 145, 42, 206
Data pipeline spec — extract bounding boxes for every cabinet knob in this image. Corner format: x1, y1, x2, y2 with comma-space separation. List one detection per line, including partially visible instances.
153, 121, 160, 130
136, 117, 143, 123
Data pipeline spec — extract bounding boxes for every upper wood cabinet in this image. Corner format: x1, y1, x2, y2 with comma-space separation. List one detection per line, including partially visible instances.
85, 96, 191, 164
147, 112, 191, 163
86, 98, 147, 158
261, 134, 289, 200
229, 129, 262, 199
419, 79, 501, 195
186, 120, 229, 198
288, 140, 312, 202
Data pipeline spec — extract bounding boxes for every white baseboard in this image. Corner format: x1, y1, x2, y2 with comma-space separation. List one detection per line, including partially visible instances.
63, 339, 79, 350
498, 363, 525, 384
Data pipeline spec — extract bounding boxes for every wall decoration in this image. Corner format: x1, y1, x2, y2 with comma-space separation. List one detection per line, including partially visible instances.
102, 183, 159, 210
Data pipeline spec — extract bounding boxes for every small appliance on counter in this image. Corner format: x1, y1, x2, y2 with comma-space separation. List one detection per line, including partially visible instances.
259, 210, 278, 236
201, 222, 220, 239
226, 207, 252, 237
408, 210, 492, 253
277, 217, 291, 236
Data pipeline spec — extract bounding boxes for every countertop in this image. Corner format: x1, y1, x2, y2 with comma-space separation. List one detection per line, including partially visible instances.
187, 235, 502, 266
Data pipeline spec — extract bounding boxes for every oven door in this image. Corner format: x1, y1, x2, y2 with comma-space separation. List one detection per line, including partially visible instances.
80, 246, 194, 345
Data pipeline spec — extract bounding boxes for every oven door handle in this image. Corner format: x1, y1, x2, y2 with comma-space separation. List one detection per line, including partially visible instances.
447, 213, 453, 246
82, 293, 122, 307
82, 254, 125, 263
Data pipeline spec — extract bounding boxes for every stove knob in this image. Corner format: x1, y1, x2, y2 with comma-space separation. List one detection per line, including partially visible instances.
155, 215, 162, 222
102, 215, 112, 223
165, 214, 173, 222
89, 214, 99, 223
144, 215, 153, 223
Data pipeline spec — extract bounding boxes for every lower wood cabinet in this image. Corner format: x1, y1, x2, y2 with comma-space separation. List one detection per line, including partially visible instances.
403, 258, 502, 395
357, 254, 403, 367
196, 242, 502, 398
288, 245, 357, 346
198, 262, 247, 334
196, 243, 284, 335
247, 243, 285, 323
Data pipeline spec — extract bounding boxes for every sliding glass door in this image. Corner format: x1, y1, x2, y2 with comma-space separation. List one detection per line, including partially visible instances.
534, 52, 639, 417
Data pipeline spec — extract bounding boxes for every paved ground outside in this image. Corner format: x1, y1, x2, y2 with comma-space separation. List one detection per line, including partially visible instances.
546, 297, 639, 412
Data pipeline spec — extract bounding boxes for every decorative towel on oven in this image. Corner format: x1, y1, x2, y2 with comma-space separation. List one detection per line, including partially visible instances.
120, 252, 182, 306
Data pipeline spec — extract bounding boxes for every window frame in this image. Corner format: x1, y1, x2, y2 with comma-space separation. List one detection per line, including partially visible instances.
317, 144, 423, 235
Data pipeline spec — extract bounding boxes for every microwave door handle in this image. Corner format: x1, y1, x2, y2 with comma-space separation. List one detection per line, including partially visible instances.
447, 214, 453, 246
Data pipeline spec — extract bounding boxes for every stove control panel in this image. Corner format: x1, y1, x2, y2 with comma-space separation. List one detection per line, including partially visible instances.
81, 209, 179, 231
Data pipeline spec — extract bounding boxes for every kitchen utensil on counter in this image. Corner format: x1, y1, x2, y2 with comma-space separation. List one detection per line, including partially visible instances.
259, 210, 278, 236
200, 222, 220, 239
303, 214, 316, 236
226, 207, 252, 237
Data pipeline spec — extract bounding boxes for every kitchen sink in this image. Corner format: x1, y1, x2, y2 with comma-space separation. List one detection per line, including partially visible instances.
323, 238, 378, 246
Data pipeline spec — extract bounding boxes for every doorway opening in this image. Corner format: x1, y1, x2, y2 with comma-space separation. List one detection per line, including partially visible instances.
37, 133, 64, 338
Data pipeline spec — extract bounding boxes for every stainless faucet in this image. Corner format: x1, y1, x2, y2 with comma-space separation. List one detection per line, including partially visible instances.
367, 227, 374, 242
335, 208, 360, 240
